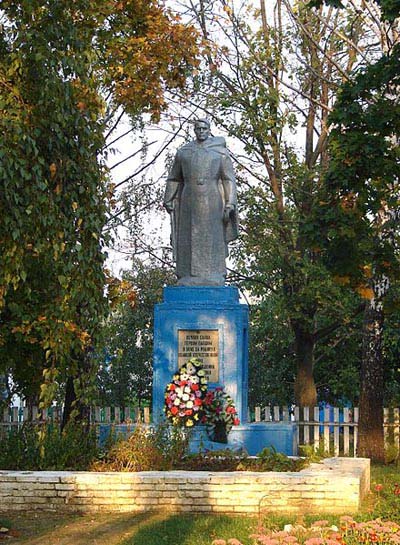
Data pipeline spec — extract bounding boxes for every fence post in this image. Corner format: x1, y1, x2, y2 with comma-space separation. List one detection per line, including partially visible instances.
354, 407, 359, 457
303, 407, 310, 445
333, 407, 340, 457
394, 408, 400, 451
313, 406, 320, 451
384, 407, 390, 447
343, 407, 350, 456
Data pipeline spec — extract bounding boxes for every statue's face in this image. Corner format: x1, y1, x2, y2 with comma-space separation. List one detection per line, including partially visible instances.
194, 122, 210, 142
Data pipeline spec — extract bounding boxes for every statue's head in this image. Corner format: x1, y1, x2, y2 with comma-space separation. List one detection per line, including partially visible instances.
194, 119, 211, 142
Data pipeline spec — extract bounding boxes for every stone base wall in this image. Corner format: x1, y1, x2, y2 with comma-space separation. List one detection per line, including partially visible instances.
0, 458, 370, 515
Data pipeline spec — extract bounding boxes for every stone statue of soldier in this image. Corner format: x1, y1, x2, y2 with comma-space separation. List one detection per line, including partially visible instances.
164, 119, 238, 286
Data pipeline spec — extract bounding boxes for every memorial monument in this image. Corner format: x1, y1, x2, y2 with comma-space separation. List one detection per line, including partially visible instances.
152, 120, 297, 455
163, 118, 238, 287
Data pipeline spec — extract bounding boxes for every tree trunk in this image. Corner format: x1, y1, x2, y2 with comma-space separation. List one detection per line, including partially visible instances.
61, 353, 91, 431
61, 375, 76, 430
358, 295, 385, 462
292, 322, 317, 407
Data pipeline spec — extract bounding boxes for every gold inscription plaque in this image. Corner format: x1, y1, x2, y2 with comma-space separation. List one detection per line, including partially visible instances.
178, 329, 219, 382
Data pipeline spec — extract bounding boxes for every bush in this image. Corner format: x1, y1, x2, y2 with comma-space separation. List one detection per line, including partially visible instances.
92, 422, 189, 471
0, 423, 99, 470
175, 447, 308, 472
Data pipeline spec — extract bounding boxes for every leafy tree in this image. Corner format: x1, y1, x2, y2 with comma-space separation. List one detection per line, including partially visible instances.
0, 1, 198, 422
95, 260, 174, 408
179, 0, 381, 406
248, 291, 363, 409
310, 0, 399, 460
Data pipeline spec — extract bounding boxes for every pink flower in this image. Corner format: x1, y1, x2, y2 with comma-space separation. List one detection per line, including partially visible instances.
227, 539, 243, 545
304, 539, 324, 545
212, 540, 226, 545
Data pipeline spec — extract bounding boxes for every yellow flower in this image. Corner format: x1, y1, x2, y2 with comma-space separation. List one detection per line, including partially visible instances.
186, 419, 194, 427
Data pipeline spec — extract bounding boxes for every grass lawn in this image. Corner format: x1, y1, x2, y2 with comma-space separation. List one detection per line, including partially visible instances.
0, 463, 399, 545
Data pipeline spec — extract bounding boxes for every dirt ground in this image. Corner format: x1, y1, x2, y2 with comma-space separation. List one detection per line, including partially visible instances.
0, 511, 168, 545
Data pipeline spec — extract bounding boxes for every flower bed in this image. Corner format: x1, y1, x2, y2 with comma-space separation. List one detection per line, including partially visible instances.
0, 457, 369, 514
212, 517, 400, 545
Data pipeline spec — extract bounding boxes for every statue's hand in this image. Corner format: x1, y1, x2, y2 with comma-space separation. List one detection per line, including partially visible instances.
223, 204, 234, 223
164, 201, 174, 214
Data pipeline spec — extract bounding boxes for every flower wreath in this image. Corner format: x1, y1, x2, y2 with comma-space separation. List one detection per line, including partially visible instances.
202, 387, 240, 443
164, 358, 208, 428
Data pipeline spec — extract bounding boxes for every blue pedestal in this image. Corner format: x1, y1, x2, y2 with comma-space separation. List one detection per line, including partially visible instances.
152, 286, 249, 424
188, 423, 298, 456
98, 422, 298, 456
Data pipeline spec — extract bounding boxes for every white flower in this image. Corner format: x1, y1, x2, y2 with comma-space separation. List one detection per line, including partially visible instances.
186, 363, 196, 375
182, 394, 190, 401
180, 372, 189, 380
174, 398, 180, 406
190, 375, 199, 384
184, 386, 191, 394
331, 525, 339, 532
175, 387, 183, 397
186, 401, 194, 409
283, 525, 293, 533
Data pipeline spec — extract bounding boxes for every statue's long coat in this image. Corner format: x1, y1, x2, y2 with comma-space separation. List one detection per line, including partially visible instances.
164, 137, 238, 285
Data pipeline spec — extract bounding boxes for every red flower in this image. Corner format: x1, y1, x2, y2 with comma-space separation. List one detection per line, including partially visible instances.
233, 418, 240, 425
170, 406, 178, 415
201, 416, 207, 423
215, 387, 223, 392
168, 384, 176, 391
194, 398, 203, 406
180, 380, 187, 386
226, 406, 236, 414
185, 409, 193, 416
191, 384, 199, 391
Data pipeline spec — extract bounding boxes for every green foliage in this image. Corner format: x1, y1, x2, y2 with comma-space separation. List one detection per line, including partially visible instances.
239, 446, 308, 472
0, 1, 110, 407
92, 423, 189, 471
0, 0, 198, 413
309, 0, 400, 21
369, 464, 400, 520
0, 423, 98, 470
173, 446, 308, 472
248, 291, 363, 407
313, 44, 400, 284
95, 260, 174, 407
188, 0, 378, 405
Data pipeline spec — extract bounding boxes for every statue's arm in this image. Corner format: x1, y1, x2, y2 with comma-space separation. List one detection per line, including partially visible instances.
164, 152, 183, 213
221, 152, 237, 221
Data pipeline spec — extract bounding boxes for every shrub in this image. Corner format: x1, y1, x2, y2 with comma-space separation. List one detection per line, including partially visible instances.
0, 423, 99, 470
92, 422, 189, 471
175, 447, 308, 472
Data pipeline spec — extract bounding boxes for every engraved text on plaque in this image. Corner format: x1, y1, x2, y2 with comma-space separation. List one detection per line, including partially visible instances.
178, 329, 219, 382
